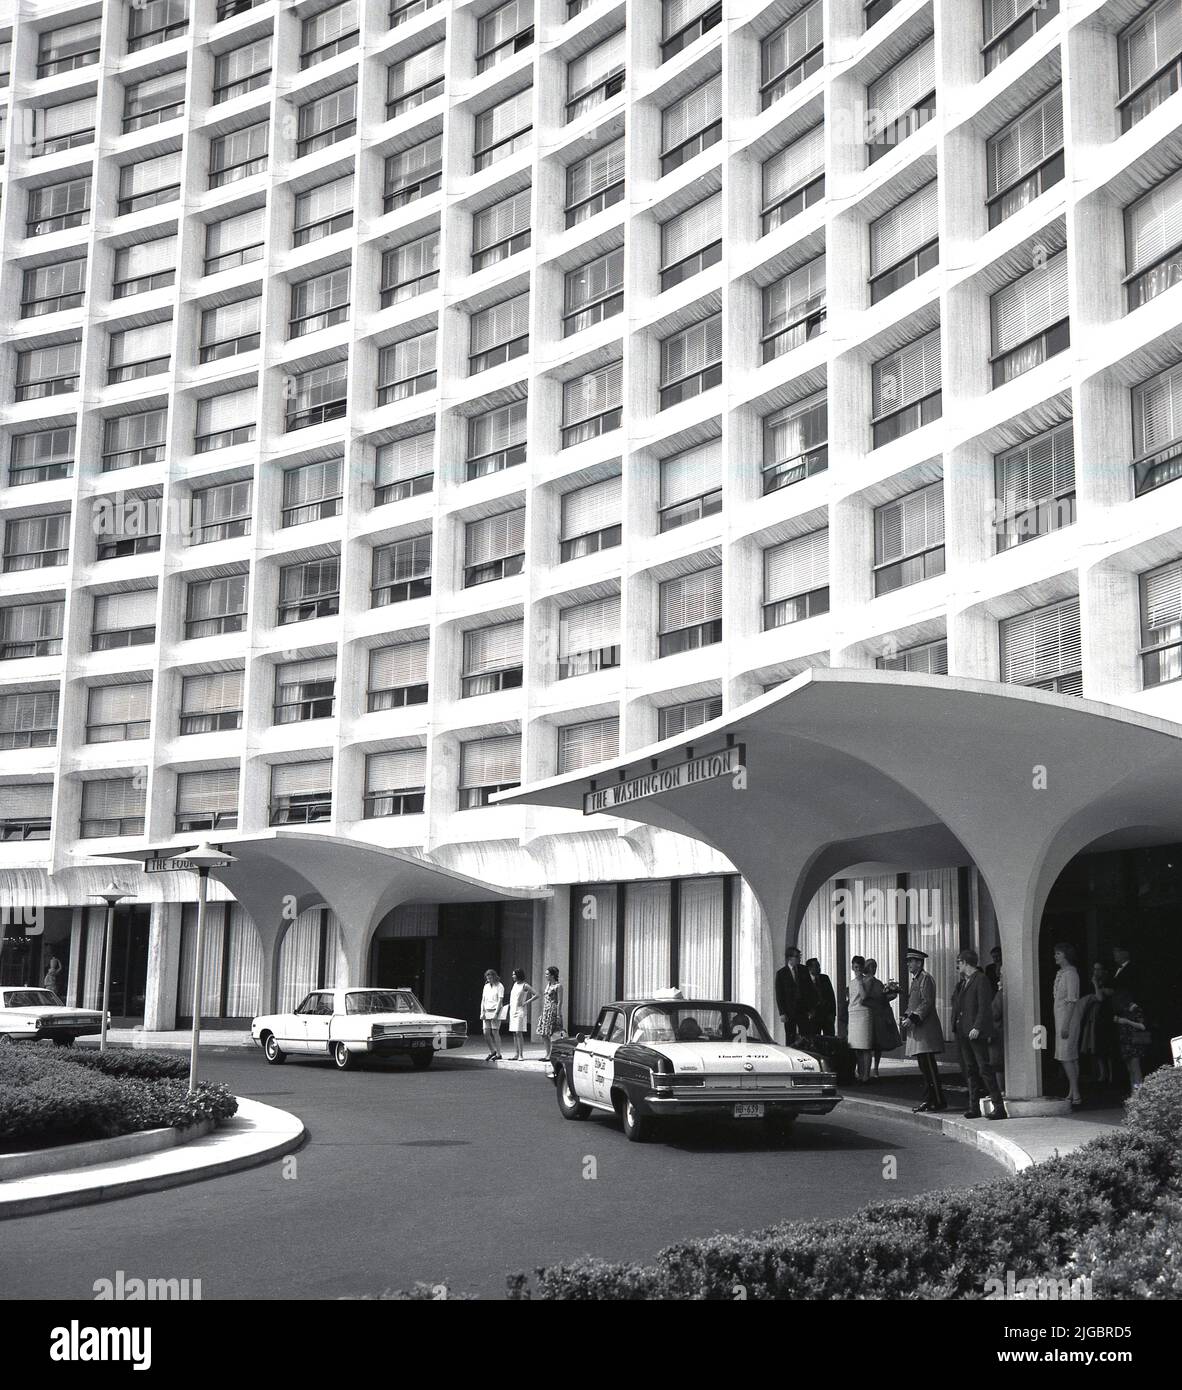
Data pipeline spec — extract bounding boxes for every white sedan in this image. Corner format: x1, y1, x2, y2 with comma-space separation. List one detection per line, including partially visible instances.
0, 987, 104, 1046
251, 987, 467, 1071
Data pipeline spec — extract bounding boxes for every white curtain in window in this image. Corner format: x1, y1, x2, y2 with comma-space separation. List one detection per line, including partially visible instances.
383, 231, 439, 288
207, 207, 264, 259
1127, 166, 1182, 274
373, 535, 431, 585
111, 320, 171, 364
795, 879, 839, 977
843, 874, 900, 985
118, 236, 177, 279
278, 909, 322, 1013
82, 911, 104, 1009
566, 248, 623, 310
88, 682, 150, 727
390, 41, 445, 99
386, 135, 443, 190
765, 393, 827, 463
480, 0, 531, 50
678, 878, 723, 997
573, 885, 616, 1026
762, 0, 823, 81
122, 152, 180, 197
623, 881, 671, 997
296, 174, 354, 229
224, 905, 262, 1016
765, 255, 826, 333
81, 776, 145, 820
178, 904, 226, 1018
905, 868, 959, 1037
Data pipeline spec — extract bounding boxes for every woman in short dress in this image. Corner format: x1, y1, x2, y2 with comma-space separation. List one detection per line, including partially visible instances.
537, 967, 563, 1061
1052, 943, 1083, 1108
508, 968, 538, 1061
863, 958, 901, 1080
480, 969, 504, 1062
846, 957, 873, 1083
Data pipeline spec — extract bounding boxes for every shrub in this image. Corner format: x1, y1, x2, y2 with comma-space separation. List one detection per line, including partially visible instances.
1054, 1196, 1182, 1300
1124, 1064, 1182, 1149
64, 1048, 189, 1081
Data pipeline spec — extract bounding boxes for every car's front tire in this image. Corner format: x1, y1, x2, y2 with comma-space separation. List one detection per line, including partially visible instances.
332, 1041, 355, 1071
620, 1094, 651, 1143
262, 1033, 286, 1065
556, 1068, 590, 1120
410, 1050, 433, 1070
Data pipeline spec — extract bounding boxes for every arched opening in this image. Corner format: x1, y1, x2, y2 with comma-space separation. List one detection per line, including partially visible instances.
276, 905, 347, 1012
176, 901, 264, 1027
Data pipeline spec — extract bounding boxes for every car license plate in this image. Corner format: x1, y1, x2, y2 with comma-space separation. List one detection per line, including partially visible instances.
734, 1102, 765, 1119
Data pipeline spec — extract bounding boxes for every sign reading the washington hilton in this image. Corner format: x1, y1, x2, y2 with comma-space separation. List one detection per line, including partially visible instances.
582, 744, 746, 815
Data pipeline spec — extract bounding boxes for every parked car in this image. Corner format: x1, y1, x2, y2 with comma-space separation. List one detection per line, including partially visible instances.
550, 993, 842, 1141
0, 987, 103, 1046
251, 987, 467, 1070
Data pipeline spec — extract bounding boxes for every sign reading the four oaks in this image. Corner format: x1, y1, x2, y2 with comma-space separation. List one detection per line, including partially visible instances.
144, 857, 199, 874
582, 743, 746, 816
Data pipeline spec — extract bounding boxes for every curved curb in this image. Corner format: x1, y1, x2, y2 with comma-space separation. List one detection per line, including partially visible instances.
0, 1097, 304, 1219
841, 1097, 1040, 1173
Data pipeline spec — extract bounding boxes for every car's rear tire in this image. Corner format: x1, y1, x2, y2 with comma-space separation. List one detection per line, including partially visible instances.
262, 1033, 286, 1065
332, 1041, 355, 1071
410, 1050, 433, 1070
556, 1068, 590, 1120
53, 1038, 74, 1048
620, 1094, 651, 1143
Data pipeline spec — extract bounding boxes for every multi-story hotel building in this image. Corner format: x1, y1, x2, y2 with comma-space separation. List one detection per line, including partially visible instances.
2, 0, 1182, 1076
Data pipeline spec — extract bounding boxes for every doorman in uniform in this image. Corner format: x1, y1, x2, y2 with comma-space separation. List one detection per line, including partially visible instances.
900, 946, 946, 1112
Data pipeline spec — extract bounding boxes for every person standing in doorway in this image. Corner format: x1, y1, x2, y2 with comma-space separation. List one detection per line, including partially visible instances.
480, 969, 504, 1061
951, 949, 1007, 1120
775, 944, 818, 1042
864, 958, 901, 1080
42, 954, 62, 996
900, 946, 946, 1112
806, 958, 837, 1035
985, 946, 1002, 994
537, 966, 564, 1061
508, 968, 538, 1061
1052, 942, 1083, 1108
846, 957, 873, 1082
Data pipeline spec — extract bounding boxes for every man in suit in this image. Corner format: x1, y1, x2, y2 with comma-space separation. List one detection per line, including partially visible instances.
805, 957, 837, 1036
951, 948, 1007, 1120
1111, 945, 1145, 1016
984, 946, 1002, 994
900, 946, 946, 1112
775, 945, 818, 1042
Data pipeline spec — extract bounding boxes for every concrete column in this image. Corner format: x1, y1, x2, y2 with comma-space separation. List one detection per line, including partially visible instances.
143, 902, 181, 1031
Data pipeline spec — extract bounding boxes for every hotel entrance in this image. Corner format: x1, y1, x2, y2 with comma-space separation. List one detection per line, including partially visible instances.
77, 904, 151, 1023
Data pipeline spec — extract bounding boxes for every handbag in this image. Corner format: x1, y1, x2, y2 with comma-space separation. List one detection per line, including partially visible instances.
497, 1005, 509, 1021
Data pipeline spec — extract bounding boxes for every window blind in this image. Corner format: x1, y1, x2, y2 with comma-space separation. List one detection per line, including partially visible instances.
662, 73, 721, 149
469, 401, 526, 457
765, 393, 827, 462
211, 122, 267, 168
383, 231, 439, 287
660, 566, 722, 630
661, 441, 721, 506
476, 88, 532, 147
481, 0, 531, 50
276, 656, 334, 691
177, 768, 239, 814
182, 670, 243, 714
367, 748, 426, 792
5, 784, 53, 818
381, 330, 437, 381
284, 458, 342, 506
878, 639, 948, 674
867, 38, 935, 136
194, 480, 251, 526
377, 432, 435, 484
1120, 0, 1182, 94
565, 248, 624, 311
38, 96, 95, 140
765, 530, 829, 601
1134, 361, 1182, 455
373, 535, 432, 584
762, 1, 823, 82
991, 250, 1068, 353
122, 151, 180, 197
568, 30, 625, 97
280, 557, 339, 600
765, 255, 826, 333
660, 697, 722, 738
272, 761, 331, 797
0, 690, 58, 735
118, 236, 177, 280
1126, 167, 1182, 276
203, 297, 261, 344
25, 259, 86, 301
871, 181, 938, 273
218, 37, 270, 85
370, 641, 429, 689
1143, 559, 1182, 632
389, 40, 445, 98
292, 269, 349, 318
81, 777, 145, 820
464, 621, 523, 675
471, 292, 529, 351
567, 139, 624, 204
562, 476, 620, 537
1, 603, 64, 641
292, 362, 348, 410
198, 388, 255, 435
563, 361, 622, 423
304, 0, 357, 49
662, 194, 721, 265
94, 589, 156, 630
111, 320, 171, 364
385, 135, 443, 189
187, 574, 247, 619
299, 87, 355, 138
6, 514, 68, 554
474, 190, 531, 251
296, 174, 353, 228
106, 410, 167, 454
126, 68, 186, 116
466, 508, 525, 563
874, 484, 944, 564
872, 330, 941, 415
661, 314, 722, 383
558, 717, 619, 773
560, 595, 620, 654
1000, 598, 1081, 684
13, 428, 75, 470
987, 90, 1063, 195
460, 735, 520, 786
207, 206, 264, 258
997, 422, 1075, 512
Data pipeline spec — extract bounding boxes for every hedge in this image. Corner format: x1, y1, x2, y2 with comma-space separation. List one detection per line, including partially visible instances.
64, 1048, 189, 1081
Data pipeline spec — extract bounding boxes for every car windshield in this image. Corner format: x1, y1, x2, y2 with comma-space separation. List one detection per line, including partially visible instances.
344, 990, 424, 1015
630, 1004, 772, 1045
2, 989, 64, 1008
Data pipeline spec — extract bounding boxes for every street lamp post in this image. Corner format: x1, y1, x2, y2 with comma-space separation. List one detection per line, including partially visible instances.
184, 843, 237, 1092
90, 882, 130, 1054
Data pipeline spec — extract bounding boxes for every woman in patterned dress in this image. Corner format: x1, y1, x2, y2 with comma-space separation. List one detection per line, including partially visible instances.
537, 966, 564, 1060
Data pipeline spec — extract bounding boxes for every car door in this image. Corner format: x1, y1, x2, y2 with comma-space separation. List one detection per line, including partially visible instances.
303, 992, 335, 1056
577, 1009, 625, 1108
285, 994, 318, 1052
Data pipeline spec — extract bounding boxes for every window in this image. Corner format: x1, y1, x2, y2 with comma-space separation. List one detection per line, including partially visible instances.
984, 0, 1060, 74
870, 181, 939, 303
1132, 361, 1182, 494
302, 1, 359, 68
761, 1, 823, 109
566, 139, 625, 227
372, 535, 432, 604
872, 329, 942, 447
866, 38, 936, 163
1125, 167, 1182, 310
470, 293, 529, 372
877, 637, 948, 674
274, 657, 335, 724
209, 122, 268, 187
32, 98, 96, 157
86, 684, 151, 744
986, 90, 1064, 228
11, 427, 75, 486
763, 393, 827, 493
659, 696, 721, 739
561, 476, 620, 560
365, 749, 426, 818
214, 38, 271, 102
0, 691, 59, 750
659, 566, 722, 655
38, 18, 101, 77
28, 177, 91, 236
119, 152, 181, 214
562, 360, 622, 446
21, 260, 86, 318
186, 574, 248, 639
566, 30, 625, 121
662, 0, 721, 61
376, 432, 434, 503
1141, 559, 1182, 686
764, 530, 829, 628
464, 509, 525, 586
995, 422, 1075, 550
297, 86, 357, 157
192, 479, 252, 543
559, 596, 620, 678
999, 597, 1081, 695
270, 761, 332, 825
180, 669, 243, 734
660, 195, 720, 291
80, 778, 146, 839
128, 0, 188, 52
874, 483, 945, 594
1119, 0, 1182, 132
16, 340, 81, 400
473, 190, 531, 270
378, 331, 437, 403
462, 622, 523, 696
387, 42, 444, 118
0, 39, 10, 87
0, 602, 64, 660
468, 401, 526, 479
991, 250, 1069, 385
290, 270, 350, 338
283, 457, 343, 526
660, 314, 722, 407
474, 88, 532, 170
176, 769, 239, 832
478, 1, 534, 73
108, 320, 171, 383
124, 69, 186, 131
218, 0, 259, 17
94, 495, 162, 559
390, 0, 442, 26
103, 409, 167, 471
381, 230, 440, 306
660, 441, 721, 531
3, 514, 69, 572
2, 784, 52, 840
661, 74, 721, 174
196, 389, 256, 453
384, 136, 443, 210
200, 298, 261, 362
294, 175, 354, 247
278, 558, 340, 623
113, 237, 176, 298
558, 717, 619, 773
206, 207, 266, 274
459, 736, 520, 807
762, 254, 826, 362
762, 127, 825, 236
286, 362, 348, 430
92, 589, 157, 651
368, 641, 429, 710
